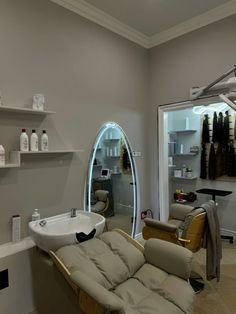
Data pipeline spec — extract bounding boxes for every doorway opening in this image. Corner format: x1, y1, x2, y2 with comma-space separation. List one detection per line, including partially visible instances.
158, 97, 236, 224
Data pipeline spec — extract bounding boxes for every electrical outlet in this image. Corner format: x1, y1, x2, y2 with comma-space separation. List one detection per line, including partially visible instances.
0, 269, 9, 290
141, 210, 147, 220
132, 151, 142, 157
141, 209, 153, 220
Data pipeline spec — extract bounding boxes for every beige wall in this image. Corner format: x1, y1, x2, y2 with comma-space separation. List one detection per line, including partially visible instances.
0, 250, 35, 314
0, 1, 149, 313
0, 0, 149, 244
149, 14, 236, 232
1, 2, 236, 313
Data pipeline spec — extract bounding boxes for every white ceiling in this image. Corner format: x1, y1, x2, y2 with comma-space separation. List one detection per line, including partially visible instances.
84, 0, 231, 36
51, 0, 236, 47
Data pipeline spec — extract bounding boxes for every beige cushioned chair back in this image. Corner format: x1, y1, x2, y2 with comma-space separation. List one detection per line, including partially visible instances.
169, 204, 194, 221
56, 231, 145, 290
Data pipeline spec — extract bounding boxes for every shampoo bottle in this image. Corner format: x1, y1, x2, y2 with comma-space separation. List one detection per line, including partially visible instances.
41, 130, 48, 151
0, 145, 5, 166
30, 130, 38, 151
20, 129, 29, 151
32, 209, 40, 221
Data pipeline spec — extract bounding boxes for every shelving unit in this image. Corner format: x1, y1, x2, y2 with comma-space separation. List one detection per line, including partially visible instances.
19, 150, 82, 154
0, 105, 56, 115
0, 105, 82, 169
168, 126, 199, 181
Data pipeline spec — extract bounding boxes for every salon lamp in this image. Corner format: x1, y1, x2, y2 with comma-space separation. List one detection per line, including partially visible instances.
190, 64, 236, 110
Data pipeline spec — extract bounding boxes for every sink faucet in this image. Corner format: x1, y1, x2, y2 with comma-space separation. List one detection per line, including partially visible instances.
71, 208, 77, 217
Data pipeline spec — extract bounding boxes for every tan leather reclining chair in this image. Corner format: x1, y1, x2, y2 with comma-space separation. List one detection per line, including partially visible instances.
50, 229, 195, 314
142, 203, 206, 253
143, 203, 207, 292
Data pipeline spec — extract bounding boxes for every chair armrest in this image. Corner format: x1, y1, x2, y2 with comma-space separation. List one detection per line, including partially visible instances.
144, 218, 178, 233
70, 271, 124, 312
144, 239, 193, 280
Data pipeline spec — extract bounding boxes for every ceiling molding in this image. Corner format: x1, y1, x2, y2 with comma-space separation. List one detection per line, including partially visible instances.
149, 0, 236, 48
51, 0, 236, 49
50, 0, 149, 48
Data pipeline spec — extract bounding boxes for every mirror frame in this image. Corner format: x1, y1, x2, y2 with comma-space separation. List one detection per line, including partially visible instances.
84, 121, 138, 237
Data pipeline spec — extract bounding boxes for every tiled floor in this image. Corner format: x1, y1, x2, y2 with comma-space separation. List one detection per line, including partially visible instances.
138, 236, 236, 313
106, 212, 132, 234
194, 241, 236, 314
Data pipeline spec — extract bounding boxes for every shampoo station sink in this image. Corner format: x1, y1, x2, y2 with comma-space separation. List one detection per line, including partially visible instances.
29, 210, 105, 252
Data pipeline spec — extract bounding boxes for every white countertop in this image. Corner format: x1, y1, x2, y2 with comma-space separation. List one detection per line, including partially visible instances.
0, 237, 35, 259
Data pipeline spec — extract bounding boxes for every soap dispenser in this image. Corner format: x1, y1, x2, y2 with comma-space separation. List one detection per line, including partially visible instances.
32, 209, 40, 221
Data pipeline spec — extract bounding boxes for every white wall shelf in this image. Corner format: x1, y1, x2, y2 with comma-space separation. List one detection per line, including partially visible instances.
174, 153, 198, 156
0, 150, 83, 170
171, 176, 197, 180
18, 150, 82, 154
0, 105, 56, 115
169, 129, 197, 134
0, 163, 20, 169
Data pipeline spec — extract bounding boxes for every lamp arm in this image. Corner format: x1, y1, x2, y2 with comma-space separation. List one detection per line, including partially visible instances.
193, 64, 236, 100
219, 93, 236, 111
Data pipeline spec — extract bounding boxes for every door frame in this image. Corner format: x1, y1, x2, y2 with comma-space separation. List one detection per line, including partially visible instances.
157, 95, 224, 221
158, 100, 194, 222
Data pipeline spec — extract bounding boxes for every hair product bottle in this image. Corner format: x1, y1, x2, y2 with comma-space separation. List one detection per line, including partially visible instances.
20, 129, 29, 151
30, 130, 38, 151
41, 130, 48, 151
0, 145, 5, 166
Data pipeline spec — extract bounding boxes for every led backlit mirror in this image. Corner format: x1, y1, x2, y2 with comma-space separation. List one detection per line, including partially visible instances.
85, 122, 137, 237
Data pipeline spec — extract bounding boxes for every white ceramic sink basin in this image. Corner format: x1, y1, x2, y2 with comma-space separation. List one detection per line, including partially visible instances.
29, 210, 105, 252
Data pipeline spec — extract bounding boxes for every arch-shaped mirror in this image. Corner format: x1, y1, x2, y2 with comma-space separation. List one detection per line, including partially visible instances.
85, 122, 137, 237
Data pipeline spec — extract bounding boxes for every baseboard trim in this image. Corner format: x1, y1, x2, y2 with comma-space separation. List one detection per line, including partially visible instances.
221, 228, 236, 240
